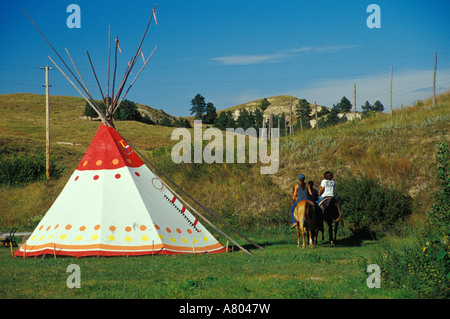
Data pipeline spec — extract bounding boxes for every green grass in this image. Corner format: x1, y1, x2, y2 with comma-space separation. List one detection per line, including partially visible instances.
0, 232, 410, 299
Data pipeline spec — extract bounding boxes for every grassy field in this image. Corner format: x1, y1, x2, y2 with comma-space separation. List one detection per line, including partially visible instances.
0, 92, 449, 299
0, 230, 410, 299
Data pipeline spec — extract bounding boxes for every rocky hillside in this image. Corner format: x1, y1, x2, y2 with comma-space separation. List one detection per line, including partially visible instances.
220, 95, 361, 127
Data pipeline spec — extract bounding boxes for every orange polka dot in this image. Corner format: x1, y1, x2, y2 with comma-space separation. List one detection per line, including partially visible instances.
176, 228, 182, 234
166, 227, 172, 233
187, 229, 192, 234
112, 159, 119, 165
140, 225, 147, 231
54, 224, 59, 230
125, 226, 132, 232
79, 226, 86, 231
96, 160, 102, 166
65, 224, 72, 230
39, 225, 44, 231
155, 224, 160, 230
127, 159, 133, 164
83, 160, 88, 166
46, 226, 51, 231
109, 226, 116, 231
94, 224, 101, 230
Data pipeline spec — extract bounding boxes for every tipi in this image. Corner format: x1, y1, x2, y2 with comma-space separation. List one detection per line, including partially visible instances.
16, 6, 254, 257
15, 124, 226, 257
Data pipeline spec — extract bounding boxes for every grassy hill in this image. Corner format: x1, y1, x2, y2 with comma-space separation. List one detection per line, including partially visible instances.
1, 90, 448, 231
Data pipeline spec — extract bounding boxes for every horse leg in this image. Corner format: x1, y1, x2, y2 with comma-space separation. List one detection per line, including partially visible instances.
333, 220, 339, 243
301, 223, 306, 249
308, 230, 314, 248
296, 224, 300, 248
327, 219, 335, 246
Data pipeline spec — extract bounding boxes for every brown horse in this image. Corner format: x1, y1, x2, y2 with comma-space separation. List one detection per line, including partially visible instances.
318, 196, 342, 246
293, 199, 318, 248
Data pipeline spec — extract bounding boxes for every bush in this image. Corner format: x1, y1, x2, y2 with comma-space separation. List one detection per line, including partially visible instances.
376, 143, 449, 298
0, 153, 64, 187
336, 178, 412, 237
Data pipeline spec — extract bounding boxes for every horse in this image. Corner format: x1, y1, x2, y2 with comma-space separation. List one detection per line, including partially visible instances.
318, 196, 342, 246
292, 199, 319, 248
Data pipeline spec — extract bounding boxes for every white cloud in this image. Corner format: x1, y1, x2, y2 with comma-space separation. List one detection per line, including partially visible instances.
292, 45, 358, 54
212, 53, 286, 65
284, 68, 450, 110
212, 44, 358, 66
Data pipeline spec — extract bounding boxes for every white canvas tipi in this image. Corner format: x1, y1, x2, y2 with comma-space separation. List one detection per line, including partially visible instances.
15, 124, 226, 257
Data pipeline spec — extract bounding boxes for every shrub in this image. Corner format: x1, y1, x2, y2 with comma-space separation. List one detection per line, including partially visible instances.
376, 143, 449, 298
336, 178, 412, 237
0, 153, 64, 187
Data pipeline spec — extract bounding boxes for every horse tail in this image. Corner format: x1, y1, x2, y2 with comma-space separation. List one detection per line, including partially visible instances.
334, 196, 342, 222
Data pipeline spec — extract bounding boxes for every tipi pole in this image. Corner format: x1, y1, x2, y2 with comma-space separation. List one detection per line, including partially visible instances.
111, 36, 119, 113
48, 56, 110, 126
107, 25, 112, 113
111, 4, 157, 109
113, 46, 158, 114
24, 9, 95, 107
87, 50, 106, 106
65, 48, 94, 103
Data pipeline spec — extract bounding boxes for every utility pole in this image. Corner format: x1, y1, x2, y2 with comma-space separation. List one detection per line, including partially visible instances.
40, 65, 53, 180
390, 66, 393, 114
433, 51, 437, 106
289, 98, 293, 135
314, 101, 318, 130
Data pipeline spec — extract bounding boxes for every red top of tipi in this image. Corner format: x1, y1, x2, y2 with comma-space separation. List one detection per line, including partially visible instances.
76, 124, 144, 171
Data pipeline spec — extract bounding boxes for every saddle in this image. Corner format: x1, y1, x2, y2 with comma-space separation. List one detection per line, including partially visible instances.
318, 196, 333, 207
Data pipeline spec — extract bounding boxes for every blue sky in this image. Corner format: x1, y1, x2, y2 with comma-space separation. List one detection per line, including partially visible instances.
1, 0, 449, 117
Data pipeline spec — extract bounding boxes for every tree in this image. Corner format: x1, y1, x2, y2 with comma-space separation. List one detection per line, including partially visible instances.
253, 107, 264, 130
84, 101, 106, 118
237, 108, 252, 130
160, 116, 173, 127
214, 112, 229, 130
334, 96, 352, 113
113, 99, 142, 122
325, 107, 340, 126
361, 100, 384, 118
84, 101, 99, 118
295, 99, 312, 129
214, 111, 236, 131
225, 111, 236, 129
361, 101, 372, 114
190, 94, 206, 119
203, 102, 217, 124
259, 98, 270, 111
173, 117, 191, 128
373, 100, 384, 113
